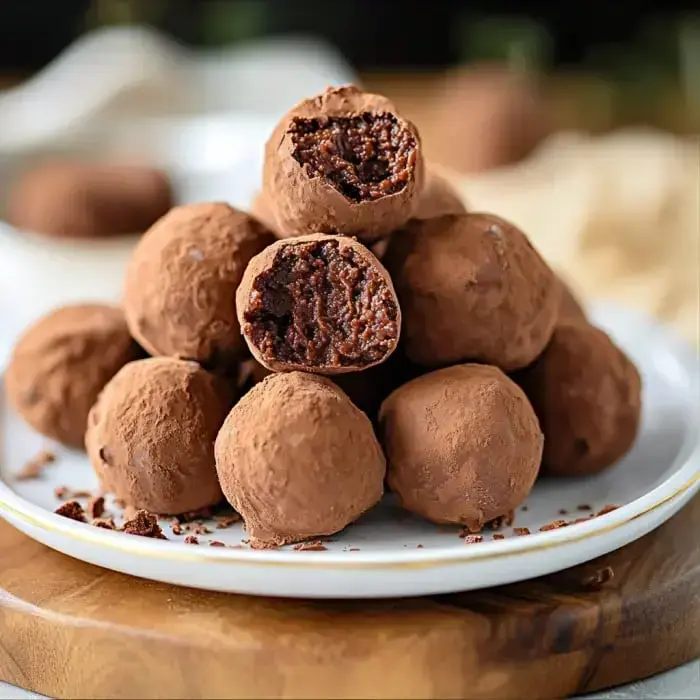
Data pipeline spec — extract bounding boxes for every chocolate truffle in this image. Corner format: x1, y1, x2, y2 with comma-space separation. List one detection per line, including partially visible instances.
379, 364, 542, 529
215, 372, 385, 546
7, 161, 172, 239
5, 304, 141, 448
250, 191, 279, 235
384, 212, 560, 371
516, 322, 642, 477
262, 85, 424, 241
124, 202, 275, 369
86, 357, 232, 514
413, 166, 467, 220
237, 233, 401, 374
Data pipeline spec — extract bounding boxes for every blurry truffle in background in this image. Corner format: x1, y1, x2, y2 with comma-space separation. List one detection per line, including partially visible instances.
124, 202, 275, 371
250, 191, 279, 235
6, 162, 173, 239
385, 212, 560, 371
515, 322, 642, 477
431, 64, 551, 174
86, 358, 232, 514
380, 364, 542, 529
5, 304, 142, 448
237, 233, 401, 374
215, 372, 385, 546
263, 85, 424, 241
412, 165, 467, 220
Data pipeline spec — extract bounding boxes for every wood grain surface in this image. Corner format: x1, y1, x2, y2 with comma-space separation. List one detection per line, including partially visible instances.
0, 497, 697, 699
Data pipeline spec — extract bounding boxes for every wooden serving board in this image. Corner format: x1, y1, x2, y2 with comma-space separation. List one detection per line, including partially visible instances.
0, 497, 698, 700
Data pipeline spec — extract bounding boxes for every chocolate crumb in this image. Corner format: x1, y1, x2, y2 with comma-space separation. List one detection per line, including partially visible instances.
16, 449, 56, 481
416, 544, 424, 549
558, 509, 568, 515
513, 527, 531, 536
184, 535, 199, 545
521, 505, 529, 512
464, 535, 483, 544
486, 510, 515, 531
540, 520, 569, 532
55, 500, 86, 522
493, 534, 505, 540
92, 517, 116, 530
192, 524, 212, 536
582, 566, 615, 591
596, 504, 620, 516
54, 486, 70, 500
577, 504, 592, 511
209, 540, 226, 547
171, 519, 183, 536
121, 510, 166, 539
293, 540, 328, 551
87, 496, 105, 519
215, 514, 241, 529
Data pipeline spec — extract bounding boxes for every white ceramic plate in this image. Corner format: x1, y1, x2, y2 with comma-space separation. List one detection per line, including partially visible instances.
0, 305, 698, 599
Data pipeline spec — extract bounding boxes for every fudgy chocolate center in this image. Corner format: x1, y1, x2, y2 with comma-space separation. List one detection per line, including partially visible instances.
244, 240, 399, 368
289, 113, 417, 203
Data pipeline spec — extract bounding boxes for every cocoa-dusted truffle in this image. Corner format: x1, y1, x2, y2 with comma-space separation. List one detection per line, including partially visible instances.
7, 161, 172, 239
5, 304, 142, 448
515, 322, 642, 477
215, 372, 385, 546
86, 357, 232, 514
237, 233, 401, 374
413, 166, 467, 220
379, 364, 542, 529
124, 202, 275, 369
262, 85, 424, 241
384, 212, 560, 371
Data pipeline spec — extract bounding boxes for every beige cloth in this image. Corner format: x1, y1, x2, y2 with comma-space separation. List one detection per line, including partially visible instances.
455, 129, 700, 347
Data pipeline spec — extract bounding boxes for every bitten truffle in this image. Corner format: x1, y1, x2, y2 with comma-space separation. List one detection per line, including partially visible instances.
5, 304, 141, 448
384, 213, 560, 371
262, 85, 424, 241
515, 322, 642, 476
7, 161, 172, 239
124, 202, 275, 369
85, 357, 232, 514
237, 233, 401, 374
215, 372, 385, 546
379, 364, 542, 529
412, 166, 467, 220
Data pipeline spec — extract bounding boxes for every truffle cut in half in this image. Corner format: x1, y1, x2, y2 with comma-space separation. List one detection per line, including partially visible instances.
237, 233, 401, 374
215, 372, 385, 546
263, 85, 424, 241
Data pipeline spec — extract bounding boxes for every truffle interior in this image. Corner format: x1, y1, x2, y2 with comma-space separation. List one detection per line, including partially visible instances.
289, 113, 416, 202
244, 240, 399, 368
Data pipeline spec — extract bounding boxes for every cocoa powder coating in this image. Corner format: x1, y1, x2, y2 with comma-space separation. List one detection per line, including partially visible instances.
262, 85, 424, 241
379, 364, 543, 529
237, 233, 401, 374
124, 202, 275, 369
7, 161, 172, 239
85, 357, 232, 514
215, 372, 385, 546
5, 304, 142, 448
515, 322, 642, 476
384, 212, 560, 370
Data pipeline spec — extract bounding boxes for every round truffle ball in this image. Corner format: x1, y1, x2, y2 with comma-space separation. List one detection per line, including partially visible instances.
384, 212, 560, 371
86, 357, 232, 514
515, 322, 642, 477
262, 84, 424, 241
412, 166, 467, 220
5, 304, 142, 448
7, 161, 173, 239
237, 233, 401, 374
379, 364, 542, 529
215, 372, 385, 546
124, 202, 275, 369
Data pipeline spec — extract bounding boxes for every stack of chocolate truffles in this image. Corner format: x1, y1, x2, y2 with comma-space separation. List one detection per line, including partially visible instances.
5, 85, 642, 547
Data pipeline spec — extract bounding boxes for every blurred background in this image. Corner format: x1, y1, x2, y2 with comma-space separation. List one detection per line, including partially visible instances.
0, 0, 698, 359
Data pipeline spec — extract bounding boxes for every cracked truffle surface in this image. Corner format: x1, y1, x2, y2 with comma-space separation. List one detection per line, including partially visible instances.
5, 304, 142, 447
380, 364, 542, 529
289, 113, 416, 202
237, 234, 400, 373
384, 212, 560, 371
263, 85, 424, 241
86, 358, 232, 514
124, 202, 275, 370
215, 372, 385, 546
515, 322, 642, 476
